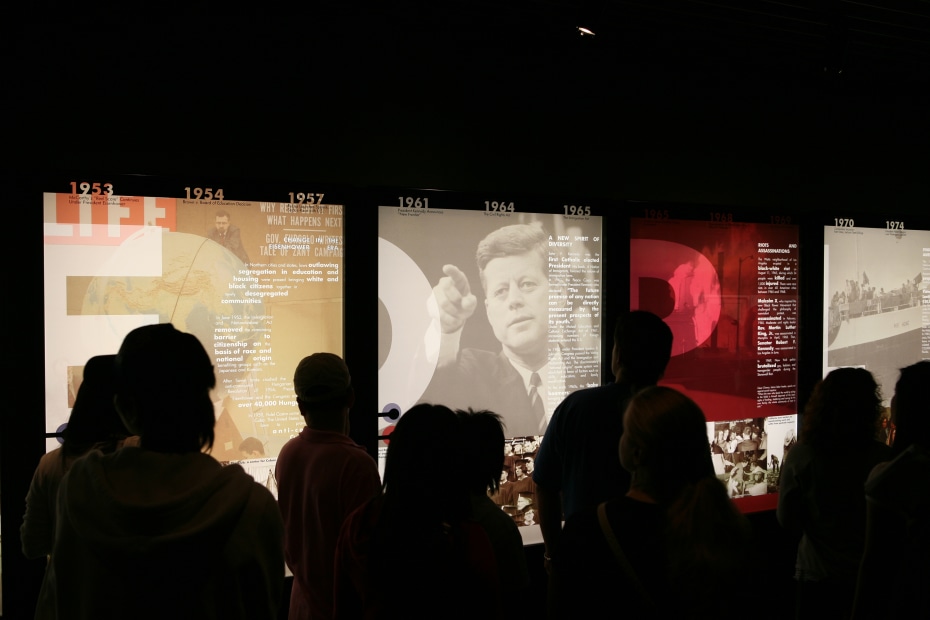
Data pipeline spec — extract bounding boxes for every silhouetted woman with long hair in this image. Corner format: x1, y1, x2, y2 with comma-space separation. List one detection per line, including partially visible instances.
21, 355, 130, 619
334, 403, 501, 619
22, 356, 130, 554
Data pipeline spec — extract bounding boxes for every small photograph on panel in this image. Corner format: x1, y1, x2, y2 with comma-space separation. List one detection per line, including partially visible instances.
709, 417, 793, 498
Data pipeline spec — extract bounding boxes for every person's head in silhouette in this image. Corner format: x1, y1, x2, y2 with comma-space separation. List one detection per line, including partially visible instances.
890, 360, 930, 453
293, 352, 355, 434
62, 354, 130, 460
114, 323, 216, 454
801, 367, 882, 448
457, 408, 506, 496
612, 311, 674, 390
620, 386, 714, 505
382, 403, 468, 527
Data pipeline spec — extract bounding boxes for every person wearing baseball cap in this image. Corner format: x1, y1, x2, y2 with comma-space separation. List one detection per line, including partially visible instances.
276, 352, 380, 619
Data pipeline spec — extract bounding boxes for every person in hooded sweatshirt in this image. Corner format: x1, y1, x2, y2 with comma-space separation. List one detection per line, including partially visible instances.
48, 323, 285, 619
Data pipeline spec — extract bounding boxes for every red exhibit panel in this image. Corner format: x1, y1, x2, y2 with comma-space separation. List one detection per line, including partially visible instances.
631, 214, 800, 512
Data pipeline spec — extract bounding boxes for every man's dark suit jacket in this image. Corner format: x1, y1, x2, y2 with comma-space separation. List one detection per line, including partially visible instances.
420, 348, 545, 438
208, 225, 250, 264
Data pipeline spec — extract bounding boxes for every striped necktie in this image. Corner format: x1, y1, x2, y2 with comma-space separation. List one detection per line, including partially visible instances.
529, 372, 545, 426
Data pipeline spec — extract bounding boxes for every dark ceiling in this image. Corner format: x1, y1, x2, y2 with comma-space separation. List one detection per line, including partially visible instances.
23, 1, 930, 92
17, 1, 930, 189
453, 0, 930, 81
302, 0, 930, 86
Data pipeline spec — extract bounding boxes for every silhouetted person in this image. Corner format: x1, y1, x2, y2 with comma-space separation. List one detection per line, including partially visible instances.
777, 367, 893, 620
457, 408, 530, 596
334, 404, 501, 619
276, 353, 380, 619
534, 310, 672, 573
21, 355, 131, 619
853, 361, 930, 619
50, 324, 284, 619
553, 387, 749, 618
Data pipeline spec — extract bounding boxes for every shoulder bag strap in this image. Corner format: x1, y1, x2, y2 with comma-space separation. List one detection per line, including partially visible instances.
596, 501, 655, 609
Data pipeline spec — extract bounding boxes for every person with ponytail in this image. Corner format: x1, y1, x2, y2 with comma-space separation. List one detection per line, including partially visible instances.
552, 386, 749, 618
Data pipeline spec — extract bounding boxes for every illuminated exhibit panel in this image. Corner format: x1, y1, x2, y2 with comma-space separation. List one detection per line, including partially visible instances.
378, 193, 603, 537
631, 210, 800, 512
823, 216, 930, 430
42, 180, 345, 487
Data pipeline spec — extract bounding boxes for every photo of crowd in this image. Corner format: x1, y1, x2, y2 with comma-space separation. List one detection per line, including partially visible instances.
488, 436, 543, 527
710, 418, 786, 498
